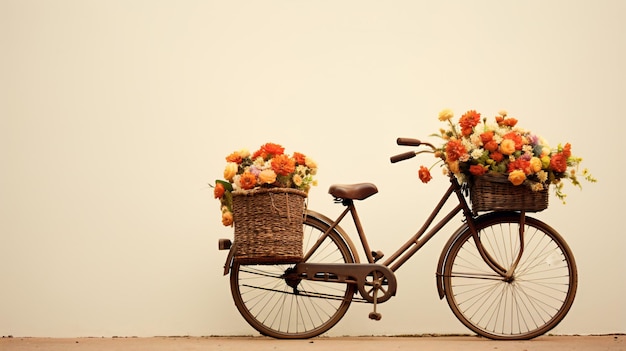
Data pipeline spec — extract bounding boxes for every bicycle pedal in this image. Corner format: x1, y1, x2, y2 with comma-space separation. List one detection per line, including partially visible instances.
371, 250, 384, 262
368, 312, 382, 321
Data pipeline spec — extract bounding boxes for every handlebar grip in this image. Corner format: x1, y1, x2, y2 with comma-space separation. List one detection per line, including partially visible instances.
397, 138, 422, 146
390, 151, 416, 163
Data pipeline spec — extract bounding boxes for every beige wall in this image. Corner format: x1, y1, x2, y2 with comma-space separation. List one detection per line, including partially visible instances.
1, 0, 624, 337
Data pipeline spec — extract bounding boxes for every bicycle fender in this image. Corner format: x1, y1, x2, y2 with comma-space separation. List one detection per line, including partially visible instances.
435, 223, 468, 299
222, 241, 236, 276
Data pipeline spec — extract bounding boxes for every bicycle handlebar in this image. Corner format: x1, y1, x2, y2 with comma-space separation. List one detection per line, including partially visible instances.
390, 151, 417, 163
396, 137, 422, 146
391, 137, 438, 163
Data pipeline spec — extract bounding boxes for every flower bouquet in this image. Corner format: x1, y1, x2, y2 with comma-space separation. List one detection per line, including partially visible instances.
213, 142, 318, 264
420, 109, 595, 212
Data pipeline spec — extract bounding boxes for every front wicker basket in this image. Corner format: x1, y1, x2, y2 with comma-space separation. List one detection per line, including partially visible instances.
232, 188, 306, 264
469, 173, 548, 213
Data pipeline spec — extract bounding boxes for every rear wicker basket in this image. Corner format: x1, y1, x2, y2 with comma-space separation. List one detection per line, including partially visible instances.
470, 173, 548, 213
232, 188, 306, 264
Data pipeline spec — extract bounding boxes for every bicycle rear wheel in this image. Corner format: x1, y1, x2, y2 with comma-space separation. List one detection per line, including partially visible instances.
442, 213, 577, 340
229, 213, 356, 339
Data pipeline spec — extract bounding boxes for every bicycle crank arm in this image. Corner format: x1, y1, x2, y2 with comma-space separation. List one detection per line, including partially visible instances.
295, 263, 398, 303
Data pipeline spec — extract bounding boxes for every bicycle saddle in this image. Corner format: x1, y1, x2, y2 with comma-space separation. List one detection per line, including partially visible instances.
328, 183, 378, 200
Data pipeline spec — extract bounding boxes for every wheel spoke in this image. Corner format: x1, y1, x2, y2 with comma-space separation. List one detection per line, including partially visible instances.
443, 214, 577, 340
230, 215, 355, 338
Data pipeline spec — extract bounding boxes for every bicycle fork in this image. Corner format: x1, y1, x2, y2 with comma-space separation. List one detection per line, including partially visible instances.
474, 211, 527, 281
436, 211, 528, 299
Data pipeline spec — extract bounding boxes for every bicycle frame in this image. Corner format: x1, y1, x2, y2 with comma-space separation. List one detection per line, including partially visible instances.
301, 174, 517, 282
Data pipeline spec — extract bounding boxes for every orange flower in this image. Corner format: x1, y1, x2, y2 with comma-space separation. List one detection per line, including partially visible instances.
214, 182, 225, 199
293, 152, 307, 165
418, 166, 432, 183
271, 154, 296, 176
484, 140, 499, 152
459, 110, 481, 136
550, 153, 568, 173
445, 139, 467, 162
508, 169, 526, 185
239, 171, 257, 190
499, 139, 516, 155
225, 152, 243, 164
480, 131, 494, 144
258, 169, 277, 184
503, 131, 523, 150
508, 159, 532, 174
503, 117, 518, 127
496, 115, 518, 127
562, 143, 572, 158
490, 151, 504, 162
469, 164, 487, 176
253, 142, 285, 159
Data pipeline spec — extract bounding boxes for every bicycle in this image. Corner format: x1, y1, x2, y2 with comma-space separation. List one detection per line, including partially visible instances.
217, 137, 578, 340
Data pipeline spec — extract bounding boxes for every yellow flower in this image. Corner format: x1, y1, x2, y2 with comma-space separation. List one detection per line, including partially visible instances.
541, 155, 550, 169
237, 148, 250, 158
258, 169, 277, 184
498, 110, 508, 117
531, 182, 545, 191
221, 210, 233, 226
448, 160, 460, 174
530, 157, 542, 173
224, 162, 238, 181
438, 108, 454, 121
508, 170, 526, 186
499, 139, 516, 155
305, 156, 317, 171
292, 174, 303, 187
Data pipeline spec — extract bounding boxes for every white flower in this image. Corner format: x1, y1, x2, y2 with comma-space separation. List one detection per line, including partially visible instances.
537, 170, 548, 183
522, 144, 533, 154
232, 175, 241, 190
253, 157, 265, 167
470, 132, 483, 147
471, 148, 484, 160
461, 138, 475, 152
492, 132, 504, 143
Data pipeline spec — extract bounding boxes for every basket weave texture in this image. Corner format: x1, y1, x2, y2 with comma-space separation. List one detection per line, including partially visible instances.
232, 188, 306, 264
470, 173, 548, 213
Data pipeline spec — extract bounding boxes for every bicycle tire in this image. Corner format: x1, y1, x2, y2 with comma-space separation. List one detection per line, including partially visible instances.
229, 213, 356, 339
442, 212, 577, 340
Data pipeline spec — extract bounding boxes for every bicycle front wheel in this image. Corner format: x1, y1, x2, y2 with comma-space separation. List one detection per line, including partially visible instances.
229, 213, 356, 339
442, 213, 577, 340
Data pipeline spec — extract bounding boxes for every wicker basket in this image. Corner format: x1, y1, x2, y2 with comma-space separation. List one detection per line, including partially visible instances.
470, 173, 549, 213
232, 188, 306, 264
